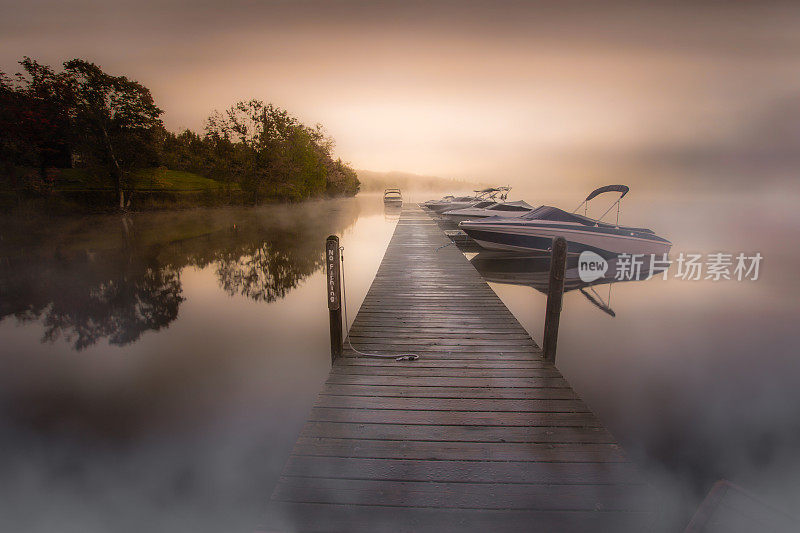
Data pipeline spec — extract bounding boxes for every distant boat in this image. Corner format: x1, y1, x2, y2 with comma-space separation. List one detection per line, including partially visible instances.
383, 188, 403, 206
441, 200, 535, 223
459, 185, 671, 257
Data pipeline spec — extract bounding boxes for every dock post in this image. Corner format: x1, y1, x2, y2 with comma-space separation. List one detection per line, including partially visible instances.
325, 235, 343, 362
543, 236, 567, 363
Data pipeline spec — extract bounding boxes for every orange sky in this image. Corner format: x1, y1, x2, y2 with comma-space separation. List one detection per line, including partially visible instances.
3, 1, 800, 190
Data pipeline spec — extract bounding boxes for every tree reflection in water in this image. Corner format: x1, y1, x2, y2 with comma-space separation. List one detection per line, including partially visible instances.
216, 243, 321, 302
36, 261, 182, 351
0, 199, 361, 350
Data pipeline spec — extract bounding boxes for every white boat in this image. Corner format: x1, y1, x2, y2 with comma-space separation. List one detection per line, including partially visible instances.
422, 187, 510, 214
459, 185, 671, 257
441, 200, 535, 223
424, 195, 477, 213
383, 188, 403, 205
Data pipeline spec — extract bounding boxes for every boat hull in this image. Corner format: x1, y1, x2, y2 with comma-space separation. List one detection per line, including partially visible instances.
441, 214, 486, 224
441, 212, 528, 224
461, 223, 672, 257
427, 201, 476, 214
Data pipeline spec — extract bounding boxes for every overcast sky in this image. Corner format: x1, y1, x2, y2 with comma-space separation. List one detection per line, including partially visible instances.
3, 1, 800, 189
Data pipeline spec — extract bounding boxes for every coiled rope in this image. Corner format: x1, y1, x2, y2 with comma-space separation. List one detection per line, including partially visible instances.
339, 246, 420, 361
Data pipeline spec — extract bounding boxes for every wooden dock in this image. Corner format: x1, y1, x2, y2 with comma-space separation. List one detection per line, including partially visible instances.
262, 205, 655, 532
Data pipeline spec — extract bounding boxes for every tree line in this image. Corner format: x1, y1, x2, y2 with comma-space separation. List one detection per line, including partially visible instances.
0, 58, 359, 209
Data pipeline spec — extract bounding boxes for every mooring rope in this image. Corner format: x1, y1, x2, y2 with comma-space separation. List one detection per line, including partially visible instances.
339, 246, 420, 361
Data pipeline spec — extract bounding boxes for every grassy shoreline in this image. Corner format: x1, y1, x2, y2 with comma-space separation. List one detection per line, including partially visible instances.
1, 167, 356, 214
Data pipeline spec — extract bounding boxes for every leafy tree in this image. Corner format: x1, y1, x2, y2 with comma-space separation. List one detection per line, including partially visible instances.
204, 100, 358, 201
325, 157, 360, 196
157, 127, 210, 175
62, 59, 163, 209
206, 100, 291, 201
0, 60, 72, 187
0, 71, 22, 183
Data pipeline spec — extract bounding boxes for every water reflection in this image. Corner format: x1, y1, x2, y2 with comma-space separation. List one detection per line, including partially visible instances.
383, 203, 402, 221
3, 252, 184, 351
0, 200, 361, 350
470, 252, 667, 317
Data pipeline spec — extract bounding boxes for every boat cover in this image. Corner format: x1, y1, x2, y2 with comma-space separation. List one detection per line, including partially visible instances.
482, 205, 655, 234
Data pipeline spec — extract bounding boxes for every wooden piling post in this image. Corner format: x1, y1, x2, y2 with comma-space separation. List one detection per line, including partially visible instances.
325, 235, 343, 362
543, 236, 567, 363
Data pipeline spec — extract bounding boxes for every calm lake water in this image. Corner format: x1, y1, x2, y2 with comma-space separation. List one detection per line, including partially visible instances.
1, 190, 798, 532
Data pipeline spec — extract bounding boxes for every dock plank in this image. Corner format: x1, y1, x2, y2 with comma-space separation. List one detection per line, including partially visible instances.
263, 205, 655, 532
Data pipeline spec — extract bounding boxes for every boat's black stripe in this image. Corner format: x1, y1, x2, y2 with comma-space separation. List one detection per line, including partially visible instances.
462, 221, 670, 243
464, 229, 619, 258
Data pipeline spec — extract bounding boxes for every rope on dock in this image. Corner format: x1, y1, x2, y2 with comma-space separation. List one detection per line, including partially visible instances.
339, 246, 419, 361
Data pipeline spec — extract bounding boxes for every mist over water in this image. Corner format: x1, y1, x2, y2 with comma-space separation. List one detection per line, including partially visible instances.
0, 196, 396, 532
1, 188, 798, 531
2, 0, 800, 528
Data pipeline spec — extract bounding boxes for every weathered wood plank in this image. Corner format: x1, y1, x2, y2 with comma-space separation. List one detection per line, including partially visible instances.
279, 456, 646, 485
339, 352, 540, 361
334, 359, 551, 368
262, 502, 653, 533
330, 367, 562, 377
313, 395, 589, 413
324, 374, 574, 388
273, 477, 654, 511
291, 437, 627, 462
308, 407, 605, 427
320, 383, 577, 399
345, 337, 539, 346
300, 421, 613, 443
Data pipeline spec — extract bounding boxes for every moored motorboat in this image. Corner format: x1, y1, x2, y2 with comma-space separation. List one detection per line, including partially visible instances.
424, 195, 478, 213
459, 185, 671, 257
422, 186, 510, 213
441, 200, 535, 223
